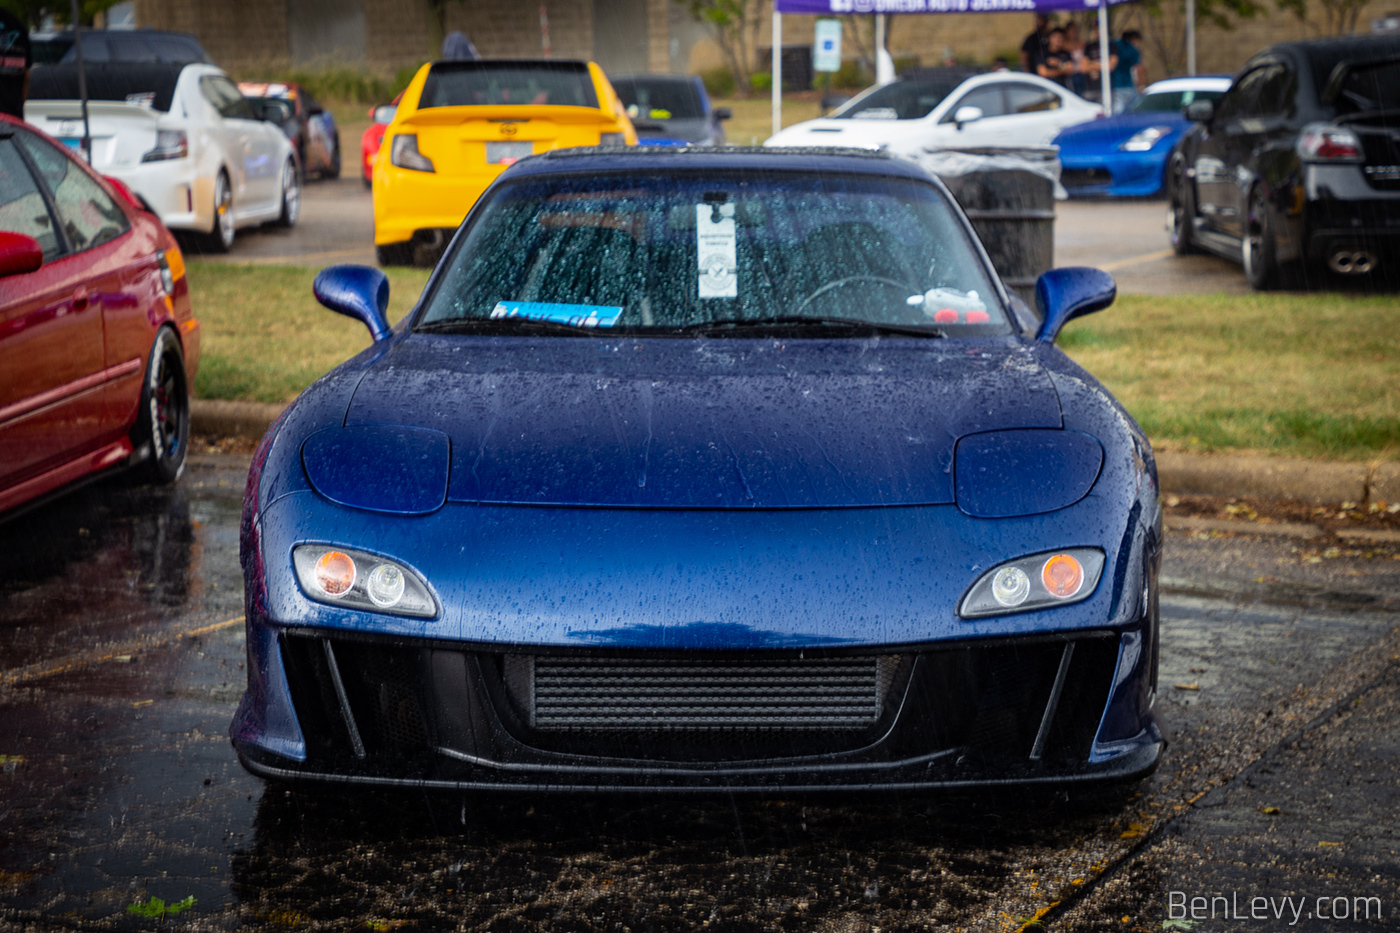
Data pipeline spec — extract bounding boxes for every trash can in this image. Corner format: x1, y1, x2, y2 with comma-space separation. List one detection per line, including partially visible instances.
913, 147, 1060, 307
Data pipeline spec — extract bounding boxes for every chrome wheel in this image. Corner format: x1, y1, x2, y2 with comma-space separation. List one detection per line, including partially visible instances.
134, 329, 189, 484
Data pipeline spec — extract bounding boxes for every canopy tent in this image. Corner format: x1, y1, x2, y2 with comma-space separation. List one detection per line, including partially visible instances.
769, 0, 1157, 138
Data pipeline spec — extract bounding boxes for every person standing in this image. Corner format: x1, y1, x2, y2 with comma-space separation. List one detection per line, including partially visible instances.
1063, 21, 1087, 96
0, 7, 30, 119
1110, 29, 1143, 114
1019, 14, 1050, 73
1035, 28, 1074, 89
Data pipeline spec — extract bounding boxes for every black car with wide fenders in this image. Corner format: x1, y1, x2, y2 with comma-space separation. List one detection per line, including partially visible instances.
1166, 35, 1400, 289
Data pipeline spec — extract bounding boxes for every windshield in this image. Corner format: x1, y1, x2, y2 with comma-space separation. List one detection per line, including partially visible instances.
830, 78, 966, 120
613, 78, 705, 120
419, 61, 598, 109
419, 170, 1008, 336
1127, 88, 1227, 112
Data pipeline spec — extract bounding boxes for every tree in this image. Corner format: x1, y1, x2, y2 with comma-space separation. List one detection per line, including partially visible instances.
1274, 0, 1369, 36
674, 0, 766, 95
1119, 0, 1264, 78
0, 0, 125, 28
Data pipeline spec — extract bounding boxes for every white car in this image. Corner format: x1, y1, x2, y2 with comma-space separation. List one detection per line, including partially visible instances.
25, 62, 300, 251
765, 72, 1102, 155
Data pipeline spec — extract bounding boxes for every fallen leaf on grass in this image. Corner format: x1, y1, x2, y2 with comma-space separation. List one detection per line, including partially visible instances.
1174, 682, 1200, 691
1259, 806, 1281, 815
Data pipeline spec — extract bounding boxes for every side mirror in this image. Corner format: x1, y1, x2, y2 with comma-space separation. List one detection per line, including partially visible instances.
954, 105, 983, 129
313, 264, 392, 342
372, 104, 397, 125
713, 106, 732, 121
1184, 99, 1215, 123
1034, 266, 1116, 343
0, 231, 43, 277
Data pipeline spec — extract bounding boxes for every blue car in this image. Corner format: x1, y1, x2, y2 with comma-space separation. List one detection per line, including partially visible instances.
232, 147, 1164, 791
611, 73, 730, 147
1056, 77, 1232, 198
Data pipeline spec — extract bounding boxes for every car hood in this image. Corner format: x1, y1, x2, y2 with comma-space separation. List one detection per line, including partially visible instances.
334, 335, 1063, 509
1055, 111, 1185, 149
765, 117, 923, 149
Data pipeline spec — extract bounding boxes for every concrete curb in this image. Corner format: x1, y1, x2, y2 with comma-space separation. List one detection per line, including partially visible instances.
191, 400, 1399, 506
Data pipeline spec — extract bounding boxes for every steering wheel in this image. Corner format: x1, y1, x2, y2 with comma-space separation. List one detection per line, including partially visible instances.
792, 275, 921, 319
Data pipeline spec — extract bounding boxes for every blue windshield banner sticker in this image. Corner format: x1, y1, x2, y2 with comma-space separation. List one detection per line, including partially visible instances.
490, 301, 624, 328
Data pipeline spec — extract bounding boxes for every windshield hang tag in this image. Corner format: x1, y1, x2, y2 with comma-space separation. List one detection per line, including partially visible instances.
696, 202, 737, 299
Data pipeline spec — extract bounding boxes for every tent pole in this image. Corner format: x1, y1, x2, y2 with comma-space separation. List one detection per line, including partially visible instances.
875, 13, 885, 78
1186, 0, 1197, 74
70, 0, 91, 163
1098, 3, 1111, 115
772, 9, 782, 139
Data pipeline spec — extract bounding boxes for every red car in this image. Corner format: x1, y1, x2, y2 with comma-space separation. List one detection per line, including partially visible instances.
0, 114, 198, 517
360, 95, 401, 188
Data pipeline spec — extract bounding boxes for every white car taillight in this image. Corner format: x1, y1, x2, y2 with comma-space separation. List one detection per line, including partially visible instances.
141, 129, 188, 162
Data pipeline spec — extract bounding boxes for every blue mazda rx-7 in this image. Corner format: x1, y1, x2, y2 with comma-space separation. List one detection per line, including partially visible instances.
232, 147, 1165, 791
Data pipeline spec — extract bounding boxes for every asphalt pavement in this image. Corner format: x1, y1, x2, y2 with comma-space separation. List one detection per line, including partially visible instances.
2, 456, 1398, 932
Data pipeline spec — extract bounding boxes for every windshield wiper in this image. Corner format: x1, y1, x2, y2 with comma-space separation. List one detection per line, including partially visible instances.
677, 316, 946, 338
416, 318, 605, 336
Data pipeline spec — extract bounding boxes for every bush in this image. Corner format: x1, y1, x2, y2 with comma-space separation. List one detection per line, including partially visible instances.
750, 71, 772, 92
233, 63, 425, 104
700, 66, 736, 98
831, 60, 869, 89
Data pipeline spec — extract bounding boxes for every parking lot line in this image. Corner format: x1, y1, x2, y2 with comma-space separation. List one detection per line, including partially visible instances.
1098, 248, 1175, 272
0, 615, 245, 689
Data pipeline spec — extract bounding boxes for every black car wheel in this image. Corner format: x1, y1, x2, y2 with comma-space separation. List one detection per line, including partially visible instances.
325, 133, 342, 179
376, 242, 415, 266
1242, 186, 1283, 291
132, 328, 189, 484
273, 159, 301, 228
1167, 159, 1199, 256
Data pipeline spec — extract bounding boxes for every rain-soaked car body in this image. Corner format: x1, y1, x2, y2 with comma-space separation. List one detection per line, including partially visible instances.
233, 147, 1165, 791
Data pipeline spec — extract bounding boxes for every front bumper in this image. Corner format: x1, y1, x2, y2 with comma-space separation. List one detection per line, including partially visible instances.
233, 623, 1163, 791
1059, 149, 1169, 198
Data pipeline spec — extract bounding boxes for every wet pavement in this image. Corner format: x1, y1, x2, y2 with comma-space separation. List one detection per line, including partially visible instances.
2, 454, 1398, 931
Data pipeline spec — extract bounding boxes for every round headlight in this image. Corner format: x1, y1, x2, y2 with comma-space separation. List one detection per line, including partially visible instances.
1041, 554, 1085, 598
365, 563, 406, 607
314, 550, 356, 597
990, 566, 1031, 607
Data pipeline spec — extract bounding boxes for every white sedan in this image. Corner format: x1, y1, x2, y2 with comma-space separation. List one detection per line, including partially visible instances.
26, 62, 300, 252
765, 72, 1102, 155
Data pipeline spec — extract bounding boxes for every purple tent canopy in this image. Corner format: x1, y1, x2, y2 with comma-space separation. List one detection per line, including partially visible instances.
775, 0, 1128, 12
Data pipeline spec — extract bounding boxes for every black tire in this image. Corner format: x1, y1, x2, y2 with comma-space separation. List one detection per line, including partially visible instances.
1167, 159, 1199, 256
1243, 186, 1283, 291
325, 133, 342, 179
273, 159, 301, 228
132, 327, 189, 485
202, 171, 235, 253
376, 241, 415, 266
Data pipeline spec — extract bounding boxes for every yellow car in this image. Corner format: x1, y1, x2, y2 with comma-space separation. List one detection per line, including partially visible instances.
373, 59, 638, 266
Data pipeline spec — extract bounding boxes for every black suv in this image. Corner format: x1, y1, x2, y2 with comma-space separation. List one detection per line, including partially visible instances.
30, 29, 209, 67
1167, 35, 1400, 289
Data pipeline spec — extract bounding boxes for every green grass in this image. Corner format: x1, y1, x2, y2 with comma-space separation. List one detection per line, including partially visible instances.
189, 262, 431, 404
187, 264, 1400, 460
1057, 292, 1400, 461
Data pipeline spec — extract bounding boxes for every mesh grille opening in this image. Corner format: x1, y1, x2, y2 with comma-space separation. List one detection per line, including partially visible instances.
506, 656, 897, 732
